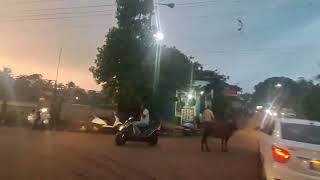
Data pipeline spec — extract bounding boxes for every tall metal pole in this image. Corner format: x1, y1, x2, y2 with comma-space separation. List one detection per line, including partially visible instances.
51, 48, 62, 130
190, 62, 194, 90
55, 48, 63, 87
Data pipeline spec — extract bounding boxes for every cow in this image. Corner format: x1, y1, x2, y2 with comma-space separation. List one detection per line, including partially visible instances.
201, 120, 238, 152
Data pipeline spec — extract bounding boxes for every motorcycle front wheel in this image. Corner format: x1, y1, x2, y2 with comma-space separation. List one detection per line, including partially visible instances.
115, 132, 126, 146
148, 133, 158, 146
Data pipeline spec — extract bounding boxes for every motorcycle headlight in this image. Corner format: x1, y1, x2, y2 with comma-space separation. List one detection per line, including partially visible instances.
41, 108, 48, 113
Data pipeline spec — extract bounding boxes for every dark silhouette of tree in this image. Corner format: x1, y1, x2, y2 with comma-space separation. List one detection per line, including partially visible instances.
90, 0, 154, 113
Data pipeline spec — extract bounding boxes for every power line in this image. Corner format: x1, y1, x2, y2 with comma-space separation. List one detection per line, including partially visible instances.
20, 0, 232, 12
1, 13, 113, 22
22, 3, 116, 12
2, 9, 115, 19
175, 0, 217, 5
9, 0, 64, 4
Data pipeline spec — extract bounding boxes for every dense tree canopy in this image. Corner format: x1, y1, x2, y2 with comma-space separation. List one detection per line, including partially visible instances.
90, 0, 198, 115
302, 86, 320, 121
0, 68, 106, 108
0, 68, 14, 100
90, 0, 155, 113
252, 76, 320, 121
252, 77, 304, 108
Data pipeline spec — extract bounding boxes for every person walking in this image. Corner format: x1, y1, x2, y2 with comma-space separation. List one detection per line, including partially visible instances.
201, 106, 216, 152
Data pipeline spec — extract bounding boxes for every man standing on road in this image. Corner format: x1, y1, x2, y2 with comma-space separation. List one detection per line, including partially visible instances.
201, 106, 216, 152
202, 106, 215, 124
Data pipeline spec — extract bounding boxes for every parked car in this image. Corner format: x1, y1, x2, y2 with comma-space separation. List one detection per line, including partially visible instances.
259, 117, 320, 180
280, 108, 297, 118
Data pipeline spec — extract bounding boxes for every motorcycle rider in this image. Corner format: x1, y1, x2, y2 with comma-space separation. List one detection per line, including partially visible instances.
32, 109, 41, 129
132, 104, 149, 134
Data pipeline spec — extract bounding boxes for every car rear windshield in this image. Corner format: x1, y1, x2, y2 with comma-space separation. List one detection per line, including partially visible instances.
281, 123, 320, 145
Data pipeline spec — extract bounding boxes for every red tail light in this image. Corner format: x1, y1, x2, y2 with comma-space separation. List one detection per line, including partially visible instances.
272, 145, 290, 163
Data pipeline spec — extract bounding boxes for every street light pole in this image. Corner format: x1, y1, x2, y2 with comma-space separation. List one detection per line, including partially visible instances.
152, 1, 174, 94
54, 48, 63, 88
51, 48, 62, 130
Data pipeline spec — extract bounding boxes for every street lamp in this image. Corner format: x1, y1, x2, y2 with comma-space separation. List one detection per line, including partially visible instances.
157, 3, 175, 8
275, 83, 282, 89
75, 96, 79, 100
153, 31, 164, 42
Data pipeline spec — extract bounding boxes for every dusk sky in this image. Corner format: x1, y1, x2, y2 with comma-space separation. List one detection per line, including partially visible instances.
0, 0, 319, 92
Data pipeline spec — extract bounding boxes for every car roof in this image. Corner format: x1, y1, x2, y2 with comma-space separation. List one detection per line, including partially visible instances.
279, 118, 320, 126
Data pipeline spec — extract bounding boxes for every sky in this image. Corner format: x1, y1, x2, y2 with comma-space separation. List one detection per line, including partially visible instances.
0, 0, 319, 92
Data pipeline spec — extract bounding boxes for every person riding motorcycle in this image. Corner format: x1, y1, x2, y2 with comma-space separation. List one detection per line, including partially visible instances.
132, 104, 150, 134
32, 110, 41, 129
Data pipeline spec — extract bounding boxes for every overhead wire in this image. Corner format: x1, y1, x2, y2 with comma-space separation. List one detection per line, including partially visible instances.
22, 3, 116, 12
7, 0, 64, 4
1, 13, 114, 22
2, 9, 115, 19
1, 0, 239, 23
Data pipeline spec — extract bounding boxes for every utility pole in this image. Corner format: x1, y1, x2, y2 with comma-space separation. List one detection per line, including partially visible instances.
54, 48, 63, 88
50, 48, 62, 130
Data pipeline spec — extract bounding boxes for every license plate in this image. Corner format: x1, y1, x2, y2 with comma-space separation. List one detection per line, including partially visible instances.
310, 160, 320, 171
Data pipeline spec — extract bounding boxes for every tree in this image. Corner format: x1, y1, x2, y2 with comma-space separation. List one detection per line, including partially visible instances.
88, 90, 108, 107
14, 74, 52, 102
252, 76, 319, 118
151, 47, 193, 113
302, 86, 320, 121
251, 77, 302, 108
194, 69, 235, 121
90, 0, 154, 113
0, 68, 14, 100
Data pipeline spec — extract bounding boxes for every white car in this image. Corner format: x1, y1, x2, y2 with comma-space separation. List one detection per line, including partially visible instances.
259, 117, 320, 180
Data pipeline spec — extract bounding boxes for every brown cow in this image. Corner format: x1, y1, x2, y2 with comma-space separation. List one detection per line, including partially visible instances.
201, 120, 238, 152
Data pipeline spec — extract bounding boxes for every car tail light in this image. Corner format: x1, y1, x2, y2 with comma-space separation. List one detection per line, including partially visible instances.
272, 145, 290, 163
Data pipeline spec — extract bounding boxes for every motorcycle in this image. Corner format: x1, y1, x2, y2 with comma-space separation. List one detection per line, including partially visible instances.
92, 114, 122, 132
27, 108, 50, 129
115, 117, 161, 146
80, 113, 122, 133
182, 122, 197, 136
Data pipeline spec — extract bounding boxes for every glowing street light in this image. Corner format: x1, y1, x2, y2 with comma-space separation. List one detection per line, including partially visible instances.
187, 93, 193, 99
275, 83, 282, 89
75, 96, 79, 100
200, 91, 204, 95
153, 31, 164, 42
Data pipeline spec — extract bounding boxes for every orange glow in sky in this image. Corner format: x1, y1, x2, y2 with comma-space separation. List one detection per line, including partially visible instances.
0, 0, 117, 91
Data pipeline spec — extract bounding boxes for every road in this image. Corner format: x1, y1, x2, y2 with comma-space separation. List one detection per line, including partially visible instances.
0, 121, 261, 180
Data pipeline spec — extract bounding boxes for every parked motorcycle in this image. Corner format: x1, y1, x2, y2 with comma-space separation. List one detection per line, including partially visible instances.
115, 117, 161, 146
182, 122, 197, 136
80, 112, 122, 133
91, 114, 122, 132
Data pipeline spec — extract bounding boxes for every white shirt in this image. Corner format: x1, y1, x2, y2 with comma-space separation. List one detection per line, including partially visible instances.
141, 108, 149, 124
202, 109, 215, 122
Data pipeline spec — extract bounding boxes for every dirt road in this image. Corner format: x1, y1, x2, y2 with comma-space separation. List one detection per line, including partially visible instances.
0, 122, 260, 180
